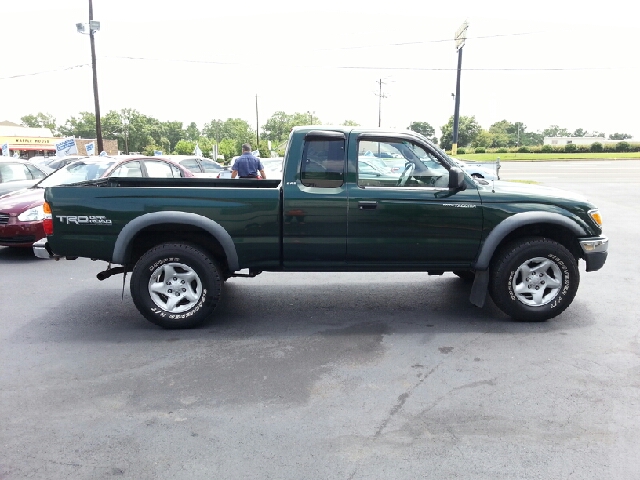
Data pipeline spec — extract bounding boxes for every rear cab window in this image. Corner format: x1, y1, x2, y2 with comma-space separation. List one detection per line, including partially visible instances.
300, 132, 346, 188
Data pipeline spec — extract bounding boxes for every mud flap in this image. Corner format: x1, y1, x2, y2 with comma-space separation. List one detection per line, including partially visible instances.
469, 269, 489, 307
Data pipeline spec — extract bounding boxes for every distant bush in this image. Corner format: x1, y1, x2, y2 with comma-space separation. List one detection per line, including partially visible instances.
474, 147, 486, 153
590, 142, 603, 152
457, 148, 466, 154
576, 144, 590, 153
603, 143, 617, 152
616, 141, 630, 152
527, 146, 542, 153
564, 143, 577, 152
496, 147, 508, 153
541, 144, 554, 153
517, 146, 530, 153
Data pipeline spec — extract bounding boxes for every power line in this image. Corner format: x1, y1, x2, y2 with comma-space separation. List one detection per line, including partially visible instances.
0, 63, 89, 80
320, 30, 548, 51
2, 58, 638, 82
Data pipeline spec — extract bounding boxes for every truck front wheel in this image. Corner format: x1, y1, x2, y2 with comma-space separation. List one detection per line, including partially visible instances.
130, 243, 222, 329
489, 238, 579, 322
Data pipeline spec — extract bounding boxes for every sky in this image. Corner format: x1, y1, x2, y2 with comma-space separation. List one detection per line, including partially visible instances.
2, 0, 638, 140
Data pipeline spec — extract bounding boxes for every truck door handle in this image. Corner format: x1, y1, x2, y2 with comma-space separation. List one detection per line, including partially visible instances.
358, 201, 378, 210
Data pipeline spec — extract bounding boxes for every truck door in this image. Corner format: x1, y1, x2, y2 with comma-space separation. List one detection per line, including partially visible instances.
282, 130, 348, 268
346, 134, 483, 267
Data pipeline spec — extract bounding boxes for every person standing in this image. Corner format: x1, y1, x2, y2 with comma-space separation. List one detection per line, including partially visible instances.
231, 144, 266, 179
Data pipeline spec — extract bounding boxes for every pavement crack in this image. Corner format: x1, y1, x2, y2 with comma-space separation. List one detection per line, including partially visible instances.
374, 365, 438, 438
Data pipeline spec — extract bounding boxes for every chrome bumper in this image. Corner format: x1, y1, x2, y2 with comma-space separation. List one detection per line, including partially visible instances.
32, 238, 53, 259
579, 236, 608, 272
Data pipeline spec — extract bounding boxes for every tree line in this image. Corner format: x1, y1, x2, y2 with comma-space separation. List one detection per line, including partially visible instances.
19, 111, 634, 161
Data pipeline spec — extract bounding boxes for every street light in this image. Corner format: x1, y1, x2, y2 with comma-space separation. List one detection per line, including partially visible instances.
76, 0, 103, 152
307, 110, 315, 125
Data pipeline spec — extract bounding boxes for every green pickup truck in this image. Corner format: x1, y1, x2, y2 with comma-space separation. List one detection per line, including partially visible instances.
35, 127, 608, 328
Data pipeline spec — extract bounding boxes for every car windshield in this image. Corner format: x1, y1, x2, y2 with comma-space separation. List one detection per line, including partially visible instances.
37, 159, 116, 187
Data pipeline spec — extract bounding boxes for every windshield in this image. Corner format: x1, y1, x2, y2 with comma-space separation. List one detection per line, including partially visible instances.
37, 159, 116, 188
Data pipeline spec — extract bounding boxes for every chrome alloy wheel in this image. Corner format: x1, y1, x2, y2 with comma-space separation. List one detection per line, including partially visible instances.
148, 262, 203, 313
512, 256, 563, 307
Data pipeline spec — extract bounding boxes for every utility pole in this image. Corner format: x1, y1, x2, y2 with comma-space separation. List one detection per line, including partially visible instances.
375, 78, 387, 127
88, 0, 103, 152
451, 21, 468, 156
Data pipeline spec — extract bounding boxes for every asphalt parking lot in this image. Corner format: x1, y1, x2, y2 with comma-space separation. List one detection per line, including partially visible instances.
1, 160, 639, 479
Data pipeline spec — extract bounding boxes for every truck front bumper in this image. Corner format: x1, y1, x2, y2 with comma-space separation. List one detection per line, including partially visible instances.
579, 236, 608, 272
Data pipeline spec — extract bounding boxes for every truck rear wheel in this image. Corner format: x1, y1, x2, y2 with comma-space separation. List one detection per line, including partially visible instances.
489, 237, 579, 322
130, 243, 222, 329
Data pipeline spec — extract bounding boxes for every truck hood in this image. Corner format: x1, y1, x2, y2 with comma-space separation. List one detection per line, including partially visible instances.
0, 187, 44, 214
476, 180, 590, 204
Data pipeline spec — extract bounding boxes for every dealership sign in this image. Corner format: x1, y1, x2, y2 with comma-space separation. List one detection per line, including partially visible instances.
56, 137, 78, 157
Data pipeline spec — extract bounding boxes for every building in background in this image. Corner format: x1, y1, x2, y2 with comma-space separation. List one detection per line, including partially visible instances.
543, 136, 630, 146
0, 121, 117, 157
0, 121, 56, 158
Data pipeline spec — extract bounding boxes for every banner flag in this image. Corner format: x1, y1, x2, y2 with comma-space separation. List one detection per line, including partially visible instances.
194, 143, 203, 157
55, 137, 78, 158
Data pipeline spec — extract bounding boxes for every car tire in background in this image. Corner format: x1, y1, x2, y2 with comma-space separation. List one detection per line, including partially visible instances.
130, 243, 223, 329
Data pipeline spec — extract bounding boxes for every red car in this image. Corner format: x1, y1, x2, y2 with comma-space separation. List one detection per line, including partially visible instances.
0, 155, 193, 249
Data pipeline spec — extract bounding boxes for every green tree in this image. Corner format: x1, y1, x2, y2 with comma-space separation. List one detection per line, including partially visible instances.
185, 122, 200, 141
20, 112, 58, 134
202, 118, 254, 151
407, 121, 437, 143
341, 120, 360, 126
573, 128, 587, 137
543, 125, 570, 138
202, 119, 224, 144
471, 130, 493, 148
439, 115, 481, 150
262, 111, 312, 143
161, 121, 185, 152
523, 132, 544, 146
59, 111, 98, 139
173, 139, 196, 155
488, 120, 512, 147
609, 132, 632, 140
218, 138, 239, 162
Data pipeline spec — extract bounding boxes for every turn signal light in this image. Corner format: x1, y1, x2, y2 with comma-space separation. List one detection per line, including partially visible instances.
42, 202, 53, 235
589, 209, 602, 227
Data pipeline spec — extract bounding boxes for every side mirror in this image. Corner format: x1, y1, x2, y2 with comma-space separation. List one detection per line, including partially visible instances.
448, 166, 466, 191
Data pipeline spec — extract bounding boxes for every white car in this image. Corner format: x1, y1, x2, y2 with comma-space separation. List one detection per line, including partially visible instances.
451, 158, 499, 180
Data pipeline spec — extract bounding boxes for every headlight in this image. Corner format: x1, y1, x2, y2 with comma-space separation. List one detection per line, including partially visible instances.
17, 205, 45, 222
588, 208, 602, 227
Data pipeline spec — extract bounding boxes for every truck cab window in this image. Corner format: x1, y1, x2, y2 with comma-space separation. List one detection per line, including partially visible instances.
357, 139, 449, 188
301, 139, 345, 188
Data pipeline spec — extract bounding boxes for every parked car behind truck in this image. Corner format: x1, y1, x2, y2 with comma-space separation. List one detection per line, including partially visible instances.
0, 155, 193, 249
36, 127, 607, 328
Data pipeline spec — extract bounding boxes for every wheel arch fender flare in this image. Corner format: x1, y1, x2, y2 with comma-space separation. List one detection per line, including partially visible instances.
474, 211, 586, 271
469, 211, 585, 308
111, 211, 240, 271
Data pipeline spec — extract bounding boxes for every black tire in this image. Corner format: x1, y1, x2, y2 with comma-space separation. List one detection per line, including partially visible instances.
130, 243, 223, 329
453, 270, 475, 282
489, 237, 579, 322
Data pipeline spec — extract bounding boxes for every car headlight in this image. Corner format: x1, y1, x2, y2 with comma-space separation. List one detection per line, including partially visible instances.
17, 205, 45, 222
